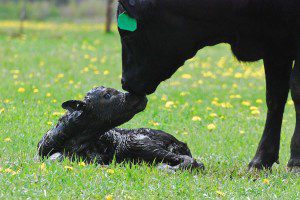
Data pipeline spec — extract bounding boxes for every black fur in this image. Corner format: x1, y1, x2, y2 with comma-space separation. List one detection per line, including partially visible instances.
117, 0, 300, 170
37, 86, 203, 170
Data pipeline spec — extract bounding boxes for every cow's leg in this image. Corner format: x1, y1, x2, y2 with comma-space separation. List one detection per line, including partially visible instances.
249, 56, 292, 170
287, 30, 300, 172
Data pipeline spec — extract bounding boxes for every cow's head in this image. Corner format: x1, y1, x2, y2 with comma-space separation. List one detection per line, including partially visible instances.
118, 0, 219, 95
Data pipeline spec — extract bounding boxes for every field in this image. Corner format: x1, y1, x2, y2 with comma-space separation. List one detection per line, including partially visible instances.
0, 21, 299, 199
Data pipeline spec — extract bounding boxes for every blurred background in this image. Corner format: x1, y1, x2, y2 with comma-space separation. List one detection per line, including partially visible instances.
0, 0, 117, 32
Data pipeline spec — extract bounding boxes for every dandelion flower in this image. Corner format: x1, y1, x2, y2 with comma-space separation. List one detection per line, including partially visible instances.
46, 93, 51, 97
181, 74, 192, 79
263, 178, 270, 185
33, 88, 39, 93
40, 163, 46, 171
78, 162, 86, 166
256, 99, 263, 104
64, 166, 73, 171
107, 169, 115, 174
103, 70, 110, 75
207, 124, 216, 130
251, 110, 260, 115
165, 101, 174, 108
192, 116, 202, 121
105, 194, 113, 200
18, 87, 25, 93
4, 138, 11, 142
216, 190, 225, 197
242, 101, 251, 106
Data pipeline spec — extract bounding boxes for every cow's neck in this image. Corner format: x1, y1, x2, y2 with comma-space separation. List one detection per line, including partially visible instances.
161, 0, 263, 45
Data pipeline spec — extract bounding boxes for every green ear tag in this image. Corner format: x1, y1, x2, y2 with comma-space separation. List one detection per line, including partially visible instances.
118, 12, 137, 32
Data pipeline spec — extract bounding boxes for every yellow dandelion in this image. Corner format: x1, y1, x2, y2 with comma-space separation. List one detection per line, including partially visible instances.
40, 163, 46, 171
52, 99, 57, 103
251, 110, 260, 115
234, 72, 243, 78
18, 87, 25, 93
206, 107, 212, 111
33, 88, 39, 93
57, 73, 64, 78
263, 178, 270, 185
46, 93, 51, 97
198, 80, 203, 84
165, 101, 175, 108
83, 67, 89, 72
103, 70, 110, 75
105, 194, 113, 200
64, 166, 73, 171
78, 162, 86, 166
207, 124, 216, 130
94, 70, 100, 75
181, 74, 192, 79
192, 116, 202, 121
197, 99, 203, 104
107, 169, 115, 174
209, 113, 218, 118
4, 138, 11, 142
182, 132, 188, 135
250, 106, 258, 110
161, 95, 167, 101
180, 92, 189, 96
256, 99, 263, 104
242, 101, 251, 106
0, 108, 4, 113
216, 190, 225, 197
47, 122, 53, 125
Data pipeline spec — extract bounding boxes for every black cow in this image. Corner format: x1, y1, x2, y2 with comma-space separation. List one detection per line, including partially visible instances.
117, 0, 300, 171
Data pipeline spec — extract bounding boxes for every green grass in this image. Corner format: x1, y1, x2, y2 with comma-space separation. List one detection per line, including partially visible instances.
0, 21, 299, 199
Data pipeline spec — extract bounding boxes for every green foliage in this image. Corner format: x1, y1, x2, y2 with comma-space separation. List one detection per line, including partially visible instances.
0, 22, 299, 199
0, 0, 109, 21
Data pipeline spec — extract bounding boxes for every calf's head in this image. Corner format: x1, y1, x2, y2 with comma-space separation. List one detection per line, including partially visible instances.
62, 86, 147, 130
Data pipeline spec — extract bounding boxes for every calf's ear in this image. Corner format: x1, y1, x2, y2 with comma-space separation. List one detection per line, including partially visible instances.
62, 100, 87, 112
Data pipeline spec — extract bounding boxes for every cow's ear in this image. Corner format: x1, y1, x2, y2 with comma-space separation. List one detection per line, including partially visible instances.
62, 100, 87, 112
119, 0, 155, 20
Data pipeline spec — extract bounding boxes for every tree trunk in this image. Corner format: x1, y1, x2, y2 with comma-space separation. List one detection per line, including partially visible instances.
20, 0, 27, 35
105, 0, 114, 33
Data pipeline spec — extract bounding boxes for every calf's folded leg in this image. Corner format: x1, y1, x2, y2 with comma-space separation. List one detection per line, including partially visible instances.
118, 137, 204, 170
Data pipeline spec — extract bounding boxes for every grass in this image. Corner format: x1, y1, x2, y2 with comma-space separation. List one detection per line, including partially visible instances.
0, 21, 299, 199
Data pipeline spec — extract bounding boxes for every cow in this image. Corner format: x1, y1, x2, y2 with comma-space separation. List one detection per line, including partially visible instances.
117, 0, 300, 171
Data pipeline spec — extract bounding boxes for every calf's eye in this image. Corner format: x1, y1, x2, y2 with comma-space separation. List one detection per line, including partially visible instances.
104, 93, 111, 100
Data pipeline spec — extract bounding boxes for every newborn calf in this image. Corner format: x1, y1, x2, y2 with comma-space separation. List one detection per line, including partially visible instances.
38, 86, 203, 170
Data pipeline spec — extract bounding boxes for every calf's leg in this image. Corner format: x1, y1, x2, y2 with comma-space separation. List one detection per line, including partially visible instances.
249, 56, 292, 170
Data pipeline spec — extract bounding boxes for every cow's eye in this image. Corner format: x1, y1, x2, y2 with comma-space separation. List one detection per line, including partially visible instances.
104, 93, 111, 100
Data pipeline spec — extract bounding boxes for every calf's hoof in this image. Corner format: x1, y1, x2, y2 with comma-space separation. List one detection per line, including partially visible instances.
179, 156, 205, 171
49, 152, 64, 162
287, 158, 300, 173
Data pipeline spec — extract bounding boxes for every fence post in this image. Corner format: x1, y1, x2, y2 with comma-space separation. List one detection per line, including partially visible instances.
105, 0, 114, 33
20, 0, 27, 35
